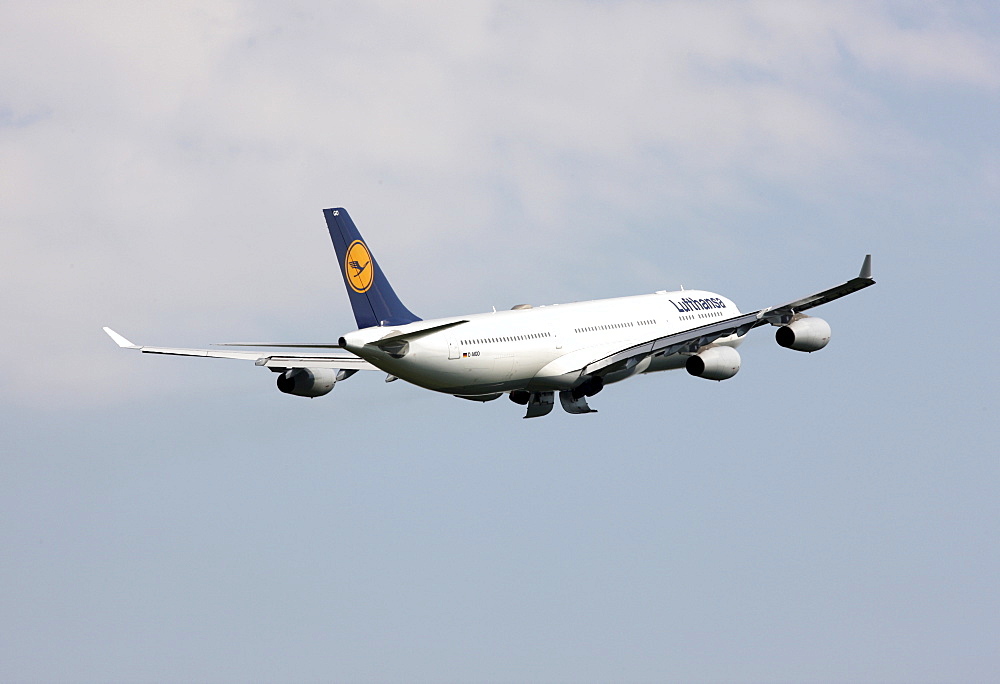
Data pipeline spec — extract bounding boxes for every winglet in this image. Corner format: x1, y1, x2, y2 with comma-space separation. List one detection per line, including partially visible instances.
859, 254, 872, 280
103, 327, 139, 349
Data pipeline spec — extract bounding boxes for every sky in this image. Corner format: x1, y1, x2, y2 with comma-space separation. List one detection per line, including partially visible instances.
1, 1, 998, 682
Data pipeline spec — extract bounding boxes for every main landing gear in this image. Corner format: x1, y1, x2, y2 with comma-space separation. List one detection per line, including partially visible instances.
509, 376, 604, 419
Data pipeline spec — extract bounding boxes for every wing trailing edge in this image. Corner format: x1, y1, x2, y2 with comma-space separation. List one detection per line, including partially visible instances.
102, 327, 378, 371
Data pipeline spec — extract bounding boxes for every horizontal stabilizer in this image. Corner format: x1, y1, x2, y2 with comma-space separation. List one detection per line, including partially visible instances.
370, 319, 468, 349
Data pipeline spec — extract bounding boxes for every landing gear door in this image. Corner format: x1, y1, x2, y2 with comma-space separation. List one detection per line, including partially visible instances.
448, 337, 461, 360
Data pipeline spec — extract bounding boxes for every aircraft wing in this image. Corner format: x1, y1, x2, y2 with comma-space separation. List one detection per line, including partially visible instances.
583, 311, 765, 376
584, 255, 875, 376
102, 327, 378, 371
756, 254, 874, 320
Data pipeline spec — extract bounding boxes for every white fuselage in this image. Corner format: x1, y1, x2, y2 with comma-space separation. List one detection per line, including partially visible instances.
340, 289, 743, 396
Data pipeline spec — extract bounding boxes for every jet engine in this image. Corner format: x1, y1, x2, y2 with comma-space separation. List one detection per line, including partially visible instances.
685, 346, 741, 381
276, 368, 337, 397
775, 316, 831, 352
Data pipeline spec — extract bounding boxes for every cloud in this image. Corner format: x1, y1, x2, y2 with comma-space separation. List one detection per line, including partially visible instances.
0, 1, 997, 405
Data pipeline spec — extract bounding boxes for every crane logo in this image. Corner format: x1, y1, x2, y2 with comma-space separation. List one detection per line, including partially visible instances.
345, 240, 374, 293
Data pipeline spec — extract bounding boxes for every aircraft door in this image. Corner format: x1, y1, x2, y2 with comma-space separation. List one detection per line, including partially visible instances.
447, 337, 461, 360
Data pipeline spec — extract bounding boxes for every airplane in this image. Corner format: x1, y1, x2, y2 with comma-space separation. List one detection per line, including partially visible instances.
104, 207, 875, 418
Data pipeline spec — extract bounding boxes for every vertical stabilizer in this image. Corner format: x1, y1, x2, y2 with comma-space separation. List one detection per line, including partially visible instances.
324, 208, 421, 329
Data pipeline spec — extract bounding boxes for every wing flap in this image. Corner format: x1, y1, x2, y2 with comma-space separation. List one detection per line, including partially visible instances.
214, 342, 345, 349
259, 355, 375, 370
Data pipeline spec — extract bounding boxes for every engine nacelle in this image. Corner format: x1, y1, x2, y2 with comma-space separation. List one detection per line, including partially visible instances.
775, 316, 831, 352
685, 346, 741, 381
276, 368, 336, 397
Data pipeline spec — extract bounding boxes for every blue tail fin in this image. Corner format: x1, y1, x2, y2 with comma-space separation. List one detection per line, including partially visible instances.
324, 208, 421, 329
